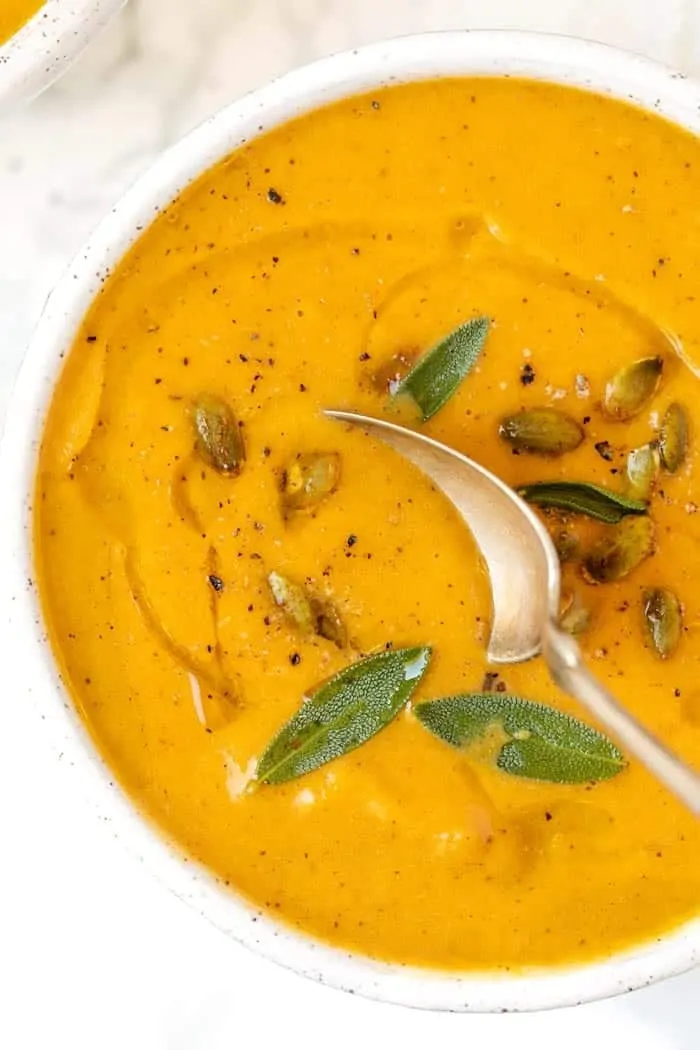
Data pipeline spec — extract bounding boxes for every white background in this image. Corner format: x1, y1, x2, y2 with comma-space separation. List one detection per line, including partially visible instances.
2, 1, 700, 1047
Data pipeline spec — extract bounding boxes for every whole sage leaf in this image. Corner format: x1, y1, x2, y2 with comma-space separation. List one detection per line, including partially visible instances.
391, 316, 490, 421
518, 480, 647, 523
414, 693, 625, 784
257, 646, 431, 785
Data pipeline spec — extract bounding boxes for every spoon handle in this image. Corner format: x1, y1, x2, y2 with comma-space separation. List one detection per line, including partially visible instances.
545, 623, 700, 816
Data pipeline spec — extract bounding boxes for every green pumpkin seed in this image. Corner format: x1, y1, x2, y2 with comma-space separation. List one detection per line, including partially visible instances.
499, 408, 584, 457
602, 356, 663, 422
391, 316, 490, 421
281, 452, 341, 512
313, 599, 348, 648
519, 480, 647, 524
659, 402, 689, 474
642, 587, 683, 659
625, 443, 660, 500
192, 394, 245, 475
268, 571, 316, 634
582, 516, 656, 583
268, 571, 348, 648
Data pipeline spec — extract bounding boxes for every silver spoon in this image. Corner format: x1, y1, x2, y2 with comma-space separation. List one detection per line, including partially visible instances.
326, 409, 700, 816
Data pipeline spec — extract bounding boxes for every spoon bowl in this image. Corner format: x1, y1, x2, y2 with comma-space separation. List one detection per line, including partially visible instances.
327, 409, 560, 663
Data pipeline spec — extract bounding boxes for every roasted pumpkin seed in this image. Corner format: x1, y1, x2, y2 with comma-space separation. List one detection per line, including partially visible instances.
659, 402, 689, 474
642, 587, 683, 659
602, 356, 663, 422
498, 408, 584, 457
268, 571, 316, 634
313, 599, 348, 648
582, 516, 656, 583
268, 571, 347, 648
192, 394, 245, 475
281, 452, 341, 512
625, 443, 660, 500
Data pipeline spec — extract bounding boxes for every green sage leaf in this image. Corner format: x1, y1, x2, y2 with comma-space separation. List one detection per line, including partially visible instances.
414, 693, 625, 784
391, 316, 490, 421
257, 646, 431, 785
518, 480, 647, 524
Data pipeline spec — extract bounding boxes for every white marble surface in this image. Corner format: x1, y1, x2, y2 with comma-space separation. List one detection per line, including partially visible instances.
2, 1, 700, 1047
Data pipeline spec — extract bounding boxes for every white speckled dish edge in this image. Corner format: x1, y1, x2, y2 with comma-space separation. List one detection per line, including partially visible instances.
2, 31, 699, 1012
0, 0, 126, 111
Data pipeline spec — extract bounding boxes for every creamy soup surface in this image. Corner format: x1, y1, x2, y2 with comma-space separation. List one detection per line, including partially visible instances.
0, 0, 43, 45
36, 78, 700, 971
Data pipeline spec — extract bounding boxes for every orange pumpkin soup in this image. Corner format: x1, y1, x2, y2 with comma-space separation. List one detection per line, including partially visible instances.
35, 78, 700, 971
0, 0, 43, 45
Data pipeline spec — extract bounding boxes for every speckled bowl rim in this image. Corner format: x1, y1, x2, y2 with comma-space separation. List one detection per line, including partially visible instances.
3, 30, 700, 1012
0, 0, 126, 111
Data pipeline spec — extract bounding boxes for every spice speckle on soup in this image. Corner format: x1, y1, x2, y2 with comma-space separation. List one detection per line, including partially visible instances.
35, 79, 700, 971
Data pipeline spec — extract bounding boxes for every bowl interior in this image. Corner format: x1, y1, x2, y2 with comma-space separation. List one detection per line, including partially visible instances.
3, 30, 700, 1012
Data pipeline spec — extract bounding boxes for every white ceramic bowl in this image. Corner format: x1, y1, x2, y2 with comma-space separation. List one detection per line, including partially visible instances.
0, 0, 126, 111
3, 30, 700, 1013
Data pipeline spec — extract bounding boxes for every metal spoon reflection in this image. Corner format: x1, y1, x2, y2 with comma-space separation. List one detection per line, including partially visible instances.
326, 408, 700, 816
